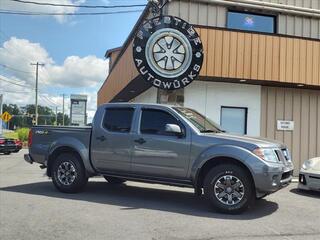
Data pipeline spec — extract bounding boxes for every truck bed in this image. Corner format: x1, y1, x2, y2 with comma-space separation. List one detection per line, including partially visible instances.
29, 125, 92, 166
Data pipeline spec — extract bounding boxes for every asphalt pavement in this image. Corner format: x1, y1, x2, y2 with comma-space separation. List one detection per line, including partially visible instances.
0, 149, 319, 240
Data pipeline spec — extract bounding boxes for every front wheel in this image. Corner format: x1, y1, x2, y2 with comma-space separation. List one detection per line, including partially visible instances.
51, 153, 88, 193
203, 164, 254, 214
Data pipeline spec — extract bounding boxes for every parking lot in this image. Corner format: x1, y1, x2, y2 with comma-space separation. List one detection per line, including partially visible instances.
0, 150, 319, 240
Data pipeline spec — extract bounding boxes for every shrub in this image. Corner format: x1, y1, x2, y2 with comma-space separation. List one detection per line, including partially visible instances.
16, 128, 30, 142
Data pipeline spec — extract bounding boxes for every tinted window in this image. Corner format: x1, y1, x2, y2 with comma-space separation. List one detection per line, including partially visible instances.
140, 109, 180, 135
221, 107, 247, 135
103, 108, 134, 133
227, 11, 275, 33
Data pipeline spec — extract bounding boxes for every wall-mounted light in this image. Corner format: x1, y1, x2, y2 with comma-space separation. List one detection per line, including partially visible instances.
297, 84, 304, 87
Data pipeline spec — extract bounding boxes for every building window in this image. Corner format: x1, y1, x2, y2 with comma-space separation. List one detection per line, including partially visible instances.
103, 108, 134, 132
220, 107, 247, 135
157, 89, 184, 106
227, 11, 276, 33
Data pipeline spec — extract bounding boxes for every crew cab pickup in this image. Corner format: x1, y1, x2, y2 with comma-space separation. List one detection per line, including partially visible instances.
25, 103, 293, 213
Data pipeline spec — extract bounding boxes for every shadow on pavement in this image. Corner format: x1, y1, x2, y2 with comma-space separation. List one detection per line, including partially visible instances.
0, 181, 278, 219
290, 188, 320, 199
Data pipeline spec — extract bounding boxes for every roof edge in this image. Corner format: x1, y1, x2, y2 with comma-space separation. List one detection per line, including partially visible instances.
98, 3, 151, 94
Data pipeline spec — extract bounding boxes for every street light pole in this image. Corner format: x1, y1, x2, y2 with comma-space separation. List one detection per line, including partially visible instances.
31, 62, 44, 125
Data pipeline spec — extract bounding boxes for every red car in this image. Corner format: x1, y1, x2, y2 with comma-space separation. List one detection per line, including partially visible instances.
0, 135, 22, 155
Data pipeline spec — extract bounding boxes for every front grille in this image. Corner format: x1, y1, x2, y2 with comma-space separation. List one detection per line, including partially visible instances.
281, 170, 293, 180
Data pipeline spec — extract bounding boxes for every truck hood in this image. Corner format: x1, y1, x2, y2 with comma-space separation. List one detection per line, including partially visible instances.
202, 132, 285, 149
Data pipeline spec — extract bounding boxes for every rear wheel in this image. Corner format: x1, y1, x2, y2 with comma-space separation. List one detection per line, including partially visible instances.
4, 152, 11, 155
203, 164, 254, 214
51, 153, 88, 193
104, 176, 126, 184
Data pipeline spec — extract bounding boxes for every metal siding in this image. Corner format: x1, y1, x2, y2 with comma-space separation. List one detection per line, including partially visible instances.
196, 27, 320, 87
261, 87, 320, 175
168, 1, 320, 39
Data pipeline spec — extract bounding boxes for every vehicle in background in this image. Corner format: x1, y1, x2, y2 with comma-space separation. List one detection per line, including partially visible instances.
0, 135, 21, 155
299, 157, 320, 192
13, 139, 22, 153
24, 103, 294, 213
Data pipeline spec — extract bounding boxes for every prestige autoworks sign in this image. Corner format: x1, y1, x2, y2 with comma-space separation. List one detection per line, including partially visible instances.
133, 15, 204, 90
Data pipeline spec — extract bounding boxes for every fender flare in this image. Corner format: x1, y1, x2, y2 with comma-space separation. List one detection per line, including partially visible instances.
46, 136, 95, 176
191, 145, 255, 188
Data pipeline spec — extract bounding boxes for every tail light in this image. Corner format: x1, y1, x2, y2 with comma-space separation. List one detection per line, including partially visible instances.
0, 140, 5, 144
28, 130, 32, 148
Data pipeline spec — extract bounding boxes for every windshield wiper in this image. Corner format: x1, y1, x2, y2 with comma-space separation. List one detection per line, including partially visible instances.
200, 129, 219, 133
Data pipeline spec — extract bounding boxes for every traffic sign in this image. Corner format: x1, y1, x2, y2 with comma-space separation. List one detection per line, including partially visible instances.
1, 111, 12, 123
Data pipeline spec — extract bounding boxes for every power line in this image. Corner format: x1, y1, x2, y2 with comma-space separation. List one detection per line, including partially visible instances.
0, 77, 34, 89
9, 0, 146, 9
0, 9, 144, 16
0, 63, 33, 75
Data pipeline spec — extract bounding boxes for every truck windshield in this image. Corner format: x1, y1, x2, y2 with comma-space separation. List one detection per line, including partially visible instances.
173, 107, 223, 133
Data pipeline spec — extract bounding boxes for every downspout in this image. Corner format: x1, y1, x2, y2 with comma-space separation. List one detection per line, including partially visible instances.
189, 0, 320, 18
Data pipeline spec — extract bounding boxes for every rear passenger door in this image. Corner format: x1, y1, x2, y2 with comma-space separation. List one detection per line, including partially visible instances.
131, 108, 191, 179
91, 107, 135, 173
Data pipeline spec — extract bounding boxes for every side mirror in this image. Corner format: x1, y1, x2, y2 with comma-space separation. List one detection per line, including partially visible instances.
165, 124, 183, 136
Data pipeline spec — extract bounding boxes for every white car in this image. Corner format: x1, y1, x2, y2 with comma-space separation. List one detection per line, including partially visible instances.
298, 157, 320, 191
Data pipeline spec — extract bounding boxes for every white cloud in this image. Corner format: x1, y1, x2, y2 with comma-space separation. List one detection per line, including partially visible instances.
1, 0, 87, 23
0, 37, 108, 119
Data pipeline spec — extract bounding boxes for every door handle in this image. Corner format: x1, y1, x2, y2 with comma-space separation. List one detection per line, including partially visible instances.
96, 136, 106, 141
134, 138, 146, 144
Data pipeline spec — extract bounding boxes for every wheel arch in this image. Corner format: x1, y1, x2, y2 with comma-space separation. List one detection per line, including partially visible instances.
195, 156, 256, 193
47, 146, 84, 177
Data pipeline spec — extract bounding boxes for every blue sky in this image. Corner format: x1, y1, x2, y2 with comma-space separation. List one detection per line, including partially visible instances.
0, 0, 147, 120
1, 0, 146, 64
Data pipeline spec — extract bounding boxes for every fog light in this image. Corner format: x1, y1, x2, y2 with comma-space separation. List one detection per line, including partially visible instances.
272, 175, 278, 186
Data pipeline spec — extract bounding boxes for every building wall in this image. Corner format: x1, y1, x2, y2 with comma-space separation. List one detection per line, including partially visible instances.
184, 81, 261, 136
132, 87, 158, 103
167, 0, 320, 39
261, 86, 320, 174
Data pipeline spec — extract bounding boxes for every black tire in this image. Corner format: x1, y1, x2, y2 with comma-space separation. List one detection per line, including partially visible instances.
104, 176, 126, 184
4, 152, 11, 155
51, 153, 88, 193
203, 164, 255, 214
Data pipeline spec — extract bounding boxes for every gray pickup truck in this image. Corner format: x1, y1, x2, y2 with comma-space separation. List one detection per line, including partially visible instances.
25, 103, 293, 213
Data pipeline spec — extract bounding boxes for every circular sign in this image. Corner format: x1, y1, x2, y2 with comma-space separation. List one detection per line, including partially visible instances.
133, 15, 203, 90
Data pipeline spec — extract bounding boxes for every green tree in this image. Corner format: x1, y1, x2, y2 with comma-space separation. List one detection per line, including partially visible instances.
57, 112, 70, 126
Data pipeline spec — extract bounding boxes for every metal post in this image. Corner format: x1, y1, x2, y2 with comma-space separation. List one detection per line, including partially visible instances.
31, 62, 44, 125
55, 106, 58, 126
62, 94, 65, 126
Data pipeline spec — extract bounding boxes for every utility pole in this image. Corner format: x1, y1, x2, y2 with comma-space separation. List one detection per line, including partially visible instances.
55, 106, 58, 126
31, 62, 45, 125
62, 94, 65, 126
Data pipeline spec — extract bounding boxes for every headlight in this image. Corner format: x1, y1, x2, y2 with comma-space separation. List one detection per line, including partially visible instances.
302, 159, 315, 170
253, 148, 279, 163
